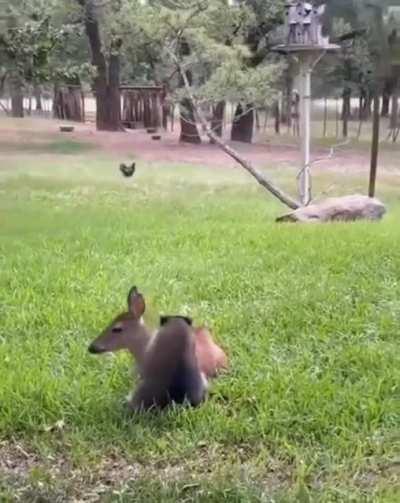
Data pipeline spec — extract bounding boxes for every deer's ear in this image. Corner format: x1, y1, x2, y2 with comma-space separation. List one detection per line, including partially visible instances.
127, 286, 145, 319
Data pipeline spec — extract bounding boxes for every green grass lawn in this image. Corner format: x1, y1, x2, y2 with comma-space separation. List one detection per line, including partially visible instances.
0, 120, 399, 502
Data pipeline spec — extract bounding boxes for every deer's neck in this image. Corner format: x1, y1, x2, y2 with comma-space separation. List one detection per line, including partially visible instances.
126, 325, 152, 366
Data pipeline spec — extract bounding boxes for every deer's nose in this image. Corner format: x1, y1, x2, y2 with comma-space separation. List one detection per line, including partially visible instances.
88, 343, 105, 354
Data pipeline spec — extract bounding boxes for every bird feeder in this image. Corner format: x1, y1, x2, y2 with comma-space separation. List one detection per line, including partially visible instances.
273, 2, 339, 205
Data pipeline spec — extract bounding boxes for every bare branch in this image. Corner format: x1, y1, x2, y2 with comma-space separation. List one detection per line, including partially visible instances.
310, 138, 351, 167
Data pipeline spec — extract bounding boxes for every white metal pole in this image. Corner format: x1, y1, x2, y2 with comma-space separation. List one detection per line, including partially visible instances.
299, 57, 312, 206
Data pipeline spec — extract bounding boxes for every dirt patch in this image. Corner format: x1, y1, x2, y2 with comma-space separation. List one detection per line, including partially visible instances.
0, 440, 291, 502
2, 118, 388, 175
2, 118, 400, 186
76, 125, 352, 171
0, 441, 136, 502
69, 123, 400, 177
2, 440, 399, 502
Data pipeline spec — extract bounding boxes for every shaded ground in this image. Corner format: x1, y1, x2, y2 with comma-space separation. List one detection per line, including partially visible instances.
2, 117, 399, 177
2, 439, 398, 502
69, 124, 380, 175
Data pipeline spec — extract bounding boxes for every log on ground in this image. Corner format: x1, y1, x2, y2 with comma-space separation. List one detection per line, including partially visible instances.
276, 195, 386, 223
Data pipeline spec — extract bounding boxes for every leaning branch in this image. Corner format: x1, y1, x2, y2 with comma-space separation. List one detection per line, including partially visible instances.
0, 100, 9, 115
169, 50, 300, 210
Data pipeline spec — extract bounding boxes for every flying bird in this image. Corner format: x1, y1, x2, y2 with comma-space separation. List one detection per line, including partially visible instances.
120, 162, 136, 177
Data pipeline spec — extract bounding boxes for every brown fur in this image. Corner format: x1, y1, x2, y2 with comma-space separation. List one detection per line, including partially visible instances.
194, 327, 228, 378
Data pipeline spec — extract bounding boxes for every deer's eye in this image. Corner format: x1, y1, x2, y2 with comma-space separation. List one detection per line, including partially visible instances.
112, 326, 123, 333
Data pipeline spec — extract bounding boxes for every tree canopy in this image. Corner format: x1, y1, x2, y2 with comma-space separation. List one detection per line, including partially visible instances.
0, 0, 399, 133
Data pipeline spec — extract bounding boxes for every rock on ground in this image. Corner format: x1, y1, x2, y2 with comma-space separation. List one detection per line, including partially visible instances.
277, 195, 386, 223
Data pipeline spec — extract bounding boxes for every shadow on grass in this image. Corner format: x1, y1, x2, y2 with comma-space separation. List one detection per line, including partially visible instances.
0, 138, 95, 155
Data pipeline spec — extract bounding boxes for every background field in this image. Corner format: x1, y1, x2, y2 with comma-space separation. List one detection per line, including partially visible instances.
0, 118, 399, 502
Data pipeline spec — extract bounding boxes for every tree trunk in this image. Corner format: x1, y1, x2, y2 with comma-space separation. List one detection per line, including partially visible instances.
106, 52, 121, 128
162, 103, 169, 130
365, 94, 372, 119
92, 52, 121, 131
34, 86, 42, 111
53, 85, 84, 121
358, 93, 363, 121
333, 97, 338, 138
273, 101, 280, 135
11, 78, 24, 118
152, 92, 162, 129
369, 88, 380, 198
178, 37, 201, 143
81, 90, 85, 122
342, 88, 351, 138
180, 99, 201, 143
381, 79, 391, 117
171, 104, 175, 132
381, 94, 390, 117
231, 104, 254, 143
282, 68, 293, 127
27, 92, 32, 115
210, 101, 225, 143
389, 80, 399, 142
263, 107, 268, 131
80, 0, 121, 131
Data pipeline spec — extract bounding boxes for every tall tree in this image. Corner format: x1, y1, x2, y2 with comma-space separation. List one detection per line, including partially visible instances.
76, 0, 122, 131
0, 1, 72, 117
323, 17, 373, 137
230, 0, 286, 143
364, 1, 392, 196
178, 37, 201, 143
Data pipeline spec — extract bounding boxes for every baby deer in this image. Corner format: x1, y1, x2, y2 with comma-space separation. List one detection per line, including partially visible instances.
88, 287, 228, 379
88, 287, 227, 410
